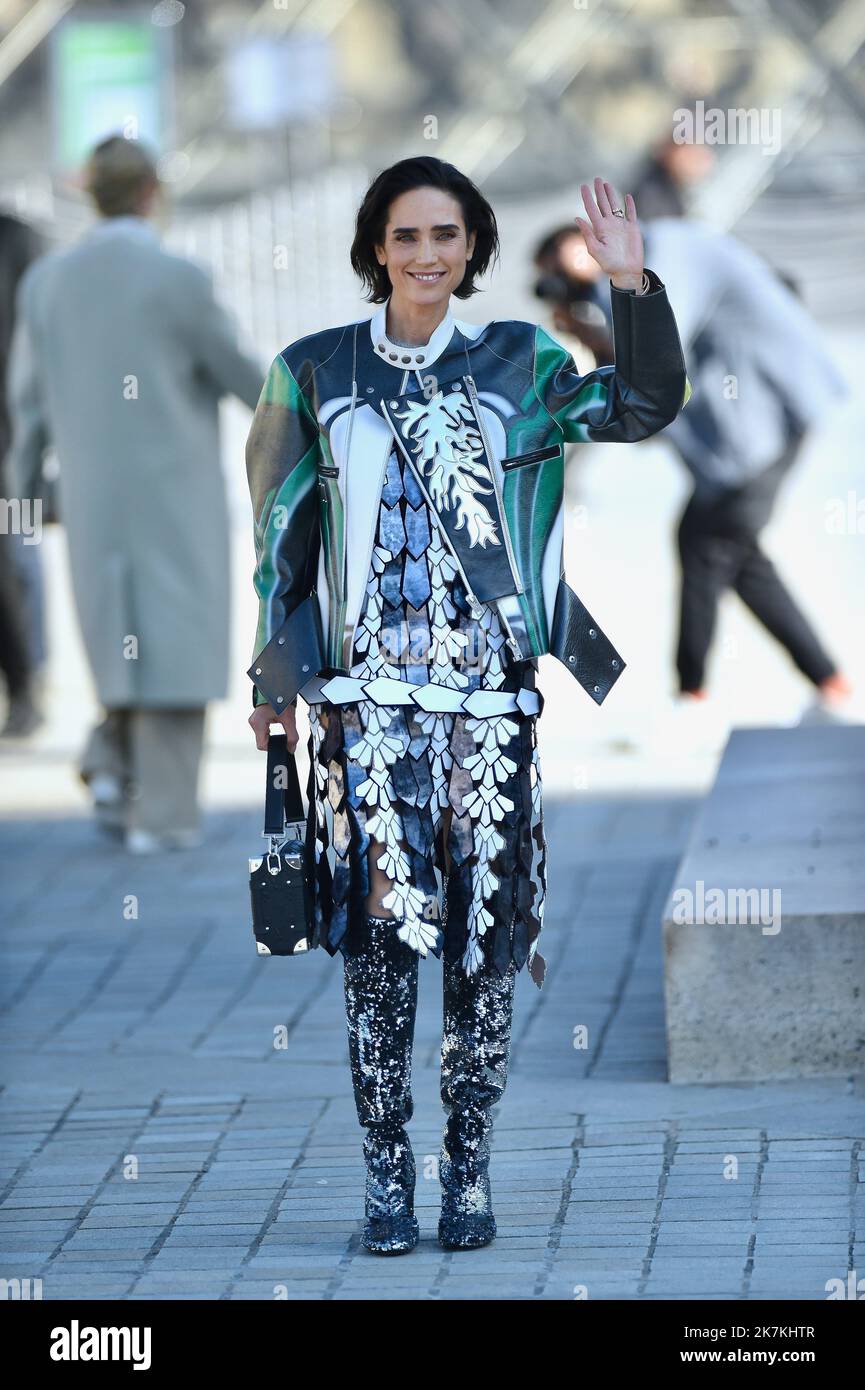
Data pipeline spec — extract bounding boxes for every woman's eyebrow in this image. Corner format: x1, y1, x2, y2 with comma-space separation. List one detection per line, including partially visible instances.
390, 223, 461, 233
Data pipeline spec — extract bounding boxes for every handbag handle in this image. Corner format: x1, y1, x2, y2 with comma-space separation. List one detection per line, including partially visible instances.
263, 732, 306, 838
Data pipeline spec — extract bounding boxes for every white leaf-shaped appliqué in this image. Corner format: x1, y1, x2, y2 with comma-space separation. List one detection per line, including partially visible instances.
394, 389, 501, 550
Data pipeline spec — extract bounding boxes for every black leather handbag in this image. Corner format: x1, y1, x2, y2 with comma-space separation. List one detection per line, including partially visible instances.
249, 733, 316, 956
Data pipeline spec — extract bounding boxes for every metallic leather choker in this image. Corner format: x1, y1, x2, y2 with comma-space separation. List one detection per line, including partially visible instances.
300, 672, 541, 718
375, 338, 427, 367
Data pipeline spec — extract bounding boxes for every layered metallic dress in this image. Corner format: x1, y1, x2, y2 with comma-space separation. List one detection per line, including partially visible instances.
307, 444, 547, 988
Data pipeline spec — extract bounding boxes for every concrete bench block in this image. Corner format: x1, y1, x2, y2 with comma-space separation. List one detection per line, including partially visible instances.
662, 725, 865, 1083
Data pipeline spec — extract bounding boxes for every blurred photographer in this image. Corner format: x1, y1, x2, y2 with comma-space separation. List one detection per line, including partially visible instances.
531, 215, 852, 724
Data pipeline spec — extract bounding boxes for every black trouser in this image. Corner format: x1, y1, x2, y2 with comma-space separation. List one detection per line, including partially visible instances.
675, 433, 838, 693
0, 532, 31, 698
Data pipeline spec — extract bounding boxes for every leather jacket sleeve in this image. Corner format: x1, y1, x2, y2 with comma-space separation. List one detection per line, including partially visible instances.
533, 266, 690, 443
246, 353, 322, 708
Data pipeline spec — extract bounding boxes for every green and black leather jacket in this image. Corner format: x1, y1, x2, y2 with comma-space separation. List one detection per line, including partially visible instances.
246, 267, 689, 712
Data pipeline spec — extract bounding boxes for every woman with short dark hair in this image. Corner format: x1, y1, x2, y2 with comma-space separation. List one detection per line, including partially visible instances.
350, 155, 501, 303
247, 156, 688, 1255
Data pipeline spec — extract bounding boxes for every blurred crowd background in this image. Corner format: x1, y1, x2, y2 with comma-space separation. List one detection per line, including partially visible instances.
0, 0, 863, 840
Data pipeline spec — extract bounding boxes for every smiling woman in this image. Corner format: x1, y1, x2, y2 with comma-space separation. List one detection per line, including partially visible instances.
350, 157, 496, 349
245, 154, 689, 1257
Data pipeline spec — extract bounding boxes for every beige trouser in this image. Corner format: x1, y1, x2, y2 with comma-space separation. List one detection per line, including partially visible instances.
79, 706, 206, 835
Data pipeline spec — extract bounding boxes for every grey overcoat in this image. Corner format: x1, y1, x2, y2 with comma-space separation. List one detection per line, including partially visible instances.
6, 214, 264, 706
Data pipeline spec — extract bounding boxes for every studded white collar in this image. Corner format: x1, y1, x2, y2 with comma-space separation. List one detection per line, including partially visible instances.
369, 297, 456, 370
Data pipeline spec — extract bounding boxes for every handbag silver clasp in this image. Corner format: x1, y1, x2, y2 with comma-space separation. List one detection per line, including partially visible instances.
265, 832, 285, 874
285, 811, 304, 867
264, 820, 305, 873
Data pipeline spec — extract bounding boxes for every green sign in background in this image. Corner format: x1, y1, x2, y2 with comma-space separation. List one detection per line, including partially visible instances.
52, 15, 172, 168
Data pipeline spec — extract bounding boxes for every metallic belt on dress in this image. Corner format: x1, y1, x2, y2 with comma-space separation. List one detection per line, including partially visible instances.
298, 672, 541, 717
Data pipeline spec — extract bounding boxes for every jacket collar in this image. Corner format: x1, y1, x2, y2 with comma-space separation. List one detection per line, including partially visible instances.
86, 214, 159, 242
369, 296, 456, 370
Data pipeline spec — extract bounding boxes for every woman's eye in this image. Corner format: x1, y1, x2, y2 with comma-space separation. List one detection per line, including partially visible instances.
394, 231, 457, 242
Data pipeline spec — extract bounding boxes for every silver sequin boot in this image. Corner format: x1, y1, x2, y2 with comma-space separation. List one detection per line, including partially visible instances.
343, 913, 420, 1255
439, 954, 517, 1250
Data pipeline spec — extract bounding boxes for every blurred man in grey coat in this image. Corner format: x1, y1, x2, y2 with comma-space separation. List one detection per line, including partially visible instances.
6, 135, 265, 850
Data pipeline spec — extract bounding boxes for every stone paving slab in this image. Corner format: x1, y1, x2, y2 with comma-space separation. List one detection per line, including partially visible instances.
1, 793, 862, 1301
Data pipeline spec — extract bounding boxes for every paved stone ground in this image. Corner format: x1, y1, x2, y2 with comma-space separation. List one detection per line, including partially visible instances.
1, 791, 862, 1302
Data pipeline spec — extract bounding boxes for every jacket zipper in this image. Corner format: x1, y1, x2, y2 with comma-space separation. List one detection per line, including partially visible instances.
500, 444, 560, 470
463, 374, 524, 594
336, 380, 358, 667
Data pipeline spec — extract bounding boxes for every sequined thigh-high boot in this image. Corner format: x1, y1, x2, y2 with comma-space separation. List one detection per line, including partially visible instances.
439, 954, 518, 1250
343, 913, 420, 1255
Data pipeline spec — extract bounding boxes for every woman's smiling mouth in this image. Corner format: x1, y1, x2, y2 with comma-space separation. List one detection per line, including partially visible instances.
408, 270, 446, 281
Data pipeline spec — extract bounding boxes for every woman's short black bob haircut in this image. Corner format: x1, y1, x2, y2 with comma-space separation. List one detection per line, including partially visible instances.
350, 156, 500, 303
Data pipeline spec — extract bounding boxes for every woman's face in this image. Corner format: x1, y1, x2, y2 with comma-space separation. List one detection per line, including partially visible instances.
374, 186, 476, 307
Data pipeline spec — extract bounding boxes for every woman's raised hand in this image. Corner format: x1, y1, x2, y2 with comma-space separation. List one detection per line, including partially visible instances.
573, 177, 645, 289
